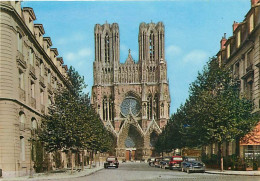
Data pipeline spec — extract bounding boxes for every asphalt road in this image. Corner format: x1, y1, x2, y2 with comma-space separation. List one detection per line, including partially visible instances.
51, 162, 260, 181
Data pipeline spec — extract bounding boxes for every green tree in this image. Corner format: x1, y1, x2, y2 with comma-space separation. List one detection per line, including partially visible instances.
187, 58, 258, 170
38, 66, 113, 172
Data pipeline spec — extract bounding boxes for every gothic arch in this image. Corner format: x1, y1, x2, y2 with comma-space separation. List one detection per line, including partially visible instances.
118, 120, 144, 149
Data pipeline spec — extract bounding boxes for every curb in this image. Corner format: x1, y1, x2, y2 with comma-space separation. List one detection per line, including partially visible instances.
41, 167, 104, 180
205, 171, 260, 176
0, 167, 104, 181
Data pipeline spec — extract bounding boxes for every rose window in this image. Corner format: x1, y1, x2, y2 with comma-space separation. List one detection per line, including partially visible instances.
120, 97, 141, 117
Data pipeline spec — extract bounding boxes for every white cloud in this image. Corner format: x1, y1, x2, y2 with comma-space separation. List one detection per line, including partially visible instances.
64, 47, 93, 63
56, 32, 87, 45
182, 50, 208, 64
78, 48, 92, 57
166, 45, 182, 56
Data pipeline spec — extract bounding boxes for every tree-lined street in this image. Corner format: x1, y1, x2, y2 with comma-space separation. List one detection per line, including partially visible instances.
31, 163, 259, 181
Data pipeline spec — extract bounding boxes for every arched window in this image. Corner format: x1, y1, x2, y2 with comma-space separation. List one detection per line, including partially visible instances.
17, 32, 23, 53
149, 31, 155, 61
19, 69, 24, 90
31, 118, 38, 135
19, 112, 26, 130
109, 97, 114, 121
105, 33, 110, 63
154, 94, 159, 119
20, 136, 25, 161
47, 69, 51, 83
161, 103, 164, 117
29, 48, 34, 66
40, 60, 44, 76
147, 95, 152, 120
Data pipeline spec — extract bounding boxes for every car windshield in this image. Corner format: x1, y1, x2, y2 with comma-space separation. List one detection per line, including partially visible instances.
173, 157, 183, 161
107, 157, 116, 161
187, 157, 199, 161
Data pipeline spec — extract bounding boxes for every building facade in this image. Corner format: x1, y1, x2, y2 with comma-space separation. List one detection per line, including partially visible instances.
0, 1, 69, 177
205, 0, 260, 158
91, 22, 171, 160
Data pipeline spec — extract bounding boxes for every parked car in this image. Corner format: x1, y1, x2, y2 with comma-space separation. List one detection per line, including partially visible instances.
169, 156, 183, 170
104, 156, 119, 168
181, 156, 205, 173
160, 157, 171, 169
148, 157, 155, 166
154, 157, 163, 168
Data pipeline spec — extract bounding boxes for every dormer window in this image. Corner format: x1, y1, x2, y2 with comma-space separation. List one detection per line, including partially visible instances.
29, 17, 33, 32
249, 13, 254, 33
236, 30, 241, 48
227, 44, 230, 59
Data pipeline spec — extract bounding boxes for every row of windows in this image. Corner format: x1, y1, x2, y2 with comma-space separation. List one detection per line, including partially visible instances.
224, 13, 255, 60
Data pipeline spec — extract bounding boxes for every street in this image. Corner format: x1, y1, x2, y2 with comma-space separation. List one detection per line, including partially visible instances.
38, 162, 260, 181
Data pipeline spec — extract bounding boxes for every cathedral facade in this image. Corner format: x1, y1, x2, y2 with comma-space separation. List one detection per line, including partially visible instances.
91, 22, 170, 160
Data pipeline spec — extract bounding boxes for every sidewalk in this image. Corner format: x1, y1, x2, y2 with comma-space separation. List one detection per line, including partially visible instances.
0, 165, 104, 181
205, 169, 260, 176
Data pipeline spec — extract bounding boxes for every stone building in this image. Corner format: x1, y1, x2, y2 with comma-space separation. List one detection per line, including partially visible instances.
0, 1, 69, 177
206, 0, 260, 159
91, 22, 171, 161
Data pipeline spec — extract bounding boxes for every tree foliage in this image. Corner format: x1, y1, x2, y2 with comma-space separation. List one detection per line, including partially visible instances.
38, 66, 113, 154
155, 58, 259, 155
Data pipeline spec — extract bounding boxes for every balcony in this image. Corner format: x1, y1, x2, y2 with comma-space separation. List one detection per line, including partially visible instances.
39, 76, 45, 88
19, 88, 25, 101
241, 64, 254, 80
16, 50, 27, 69
31, 97, 36, 108
29, 65, 37, 80
47, 83, 53, 94
40, 104, 45, 114
246, 64, 253, 72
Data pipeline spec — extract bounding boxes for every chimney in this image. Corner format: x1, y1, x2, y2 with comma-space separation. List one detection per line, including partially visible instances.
233, 21, 239, 32
251, 0, 259, 6
220, 33, 227, 50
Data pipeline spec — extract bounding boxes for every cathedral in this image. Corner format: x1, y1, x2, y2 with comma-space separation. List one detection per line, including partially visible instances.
91, 22, 171, 160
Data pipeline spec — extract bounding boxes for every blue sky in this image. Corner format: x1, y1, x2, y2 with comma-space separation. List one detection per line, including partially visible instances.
22, 0, 250, 114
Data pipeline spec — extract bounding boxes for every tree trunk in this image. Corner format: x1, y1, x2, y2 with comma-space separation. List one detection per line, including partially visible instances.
235, 138, 240, 157
81, 151, 84, 171
94, 151, 97, 166
226, 142, 229, 157
71, 152, 74, 174
218, 142, 223, 172
89, 151, 92, 169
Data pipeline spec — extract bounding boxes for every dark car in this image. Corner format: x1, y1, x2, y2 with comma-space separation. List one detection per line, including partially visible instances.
181, 156, 205, 173
160, 157, 171, 169
154, 157, 163, 168
104, 156, 119, 168
169, 156, 183, 170
148, 157, 155, 166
